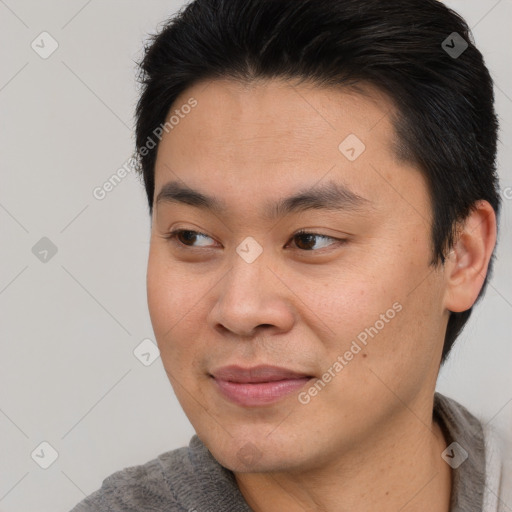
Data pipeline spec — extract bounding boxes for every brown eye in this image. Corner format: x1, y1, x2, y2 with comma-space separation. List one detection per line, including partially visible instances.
165, 229, 216, 248
176, 230, 199, 245
290, 231, 341, 251
293, 233, 318, 250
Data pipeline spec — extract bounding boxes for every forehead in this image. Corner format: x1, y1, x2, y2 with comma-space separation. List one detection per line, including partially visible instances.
159, 77, 398, 156
153, 78, 429, 220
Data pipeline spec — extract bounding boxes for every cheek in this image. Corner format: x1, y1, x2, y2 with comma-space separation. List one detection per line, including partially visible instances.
147, 242, 201, 317
146, 249, 198, 358
306, 270, 395, 338
343, 274, 444, 387
147, 254, 174, 334
146, 244, 226, 385
314, 250, 440, 365
146, 248, 217, 427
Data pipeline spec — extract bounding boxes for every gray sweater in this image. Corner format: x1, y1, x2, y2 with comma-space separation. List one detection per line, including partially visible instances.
70, 393, 511, 511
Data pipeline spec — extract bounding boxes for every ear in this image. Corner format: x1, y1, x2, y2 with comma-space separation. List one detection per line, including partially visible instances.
443, 200, 497, 313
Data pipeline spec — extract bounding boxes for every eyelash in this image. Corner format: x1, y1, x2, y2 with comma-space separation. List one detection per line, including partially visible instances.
163, 228, 346, 252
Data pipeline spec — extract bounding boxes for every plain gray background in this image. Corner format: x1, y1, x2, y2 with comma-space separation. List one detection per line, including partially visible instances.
0, 1, 510, 510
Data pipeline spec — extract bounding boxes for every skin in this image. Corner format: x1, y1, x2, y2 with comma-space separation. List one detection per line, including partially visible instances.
146, 78, 497, 511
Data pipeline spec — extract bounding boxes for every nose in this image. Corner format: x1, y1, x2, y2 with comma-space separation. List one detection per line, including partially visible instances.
207, 252, 295, 338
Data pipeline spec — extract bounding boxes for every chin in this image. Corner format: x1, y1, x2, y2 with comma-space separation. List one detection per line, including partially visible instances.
199, 429, 308, 473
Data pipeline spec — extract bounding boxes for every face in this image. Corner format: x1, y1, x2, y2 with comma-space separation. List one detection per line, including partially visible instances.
147, 78, 450, 473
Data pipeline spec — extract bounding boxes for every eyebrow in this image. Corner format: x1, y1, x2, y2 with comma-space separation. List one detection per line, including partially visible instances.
155, 179, 371, 220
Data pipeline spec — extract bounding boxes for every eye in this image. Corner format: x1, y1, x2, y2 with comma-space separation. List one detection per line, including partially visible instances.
164, 229, 216, 248
287, 230, 342, 251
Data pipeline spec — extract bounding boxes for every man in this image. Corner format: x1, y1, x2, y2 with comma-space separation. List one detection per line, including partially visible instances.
71, 0, 510, 510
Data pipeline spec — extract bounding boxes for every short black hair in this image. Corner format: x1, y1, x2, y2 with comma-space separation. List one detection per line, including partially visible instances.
134, 0, 501, 364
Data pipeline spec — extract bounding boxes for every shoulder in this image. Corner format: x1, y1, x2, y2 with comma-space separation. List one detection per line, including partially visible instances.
69, 435, 250, 512
435, 392, 512, 512
69, 445, 190, 512
482, 419, 512, 511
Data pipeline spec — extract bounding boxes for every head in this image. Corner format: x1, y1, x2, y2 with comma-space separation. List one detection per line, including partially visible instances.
134, 0, 500, 472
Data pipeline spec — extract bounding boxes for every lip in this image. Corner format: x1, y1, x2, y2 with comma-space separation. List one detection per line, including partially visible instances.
210, 365, 314, 407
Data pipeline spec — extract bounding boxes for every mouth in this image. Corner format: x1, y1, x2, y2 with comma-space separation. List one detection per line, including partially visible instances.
209, 365, 314, 407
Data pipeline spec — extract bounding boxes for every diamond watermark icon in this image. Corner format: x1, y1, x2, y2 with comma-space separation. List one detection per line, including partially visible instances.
338, 134, 366, 162
441, 442, 468, 469
31, 441, 59, 469
31, 31, 59, 59
133, 338, 160, 366
32, 237, 58, 263
442, 32, 468, 59
236, 237, 263, 263
237, 442, 262, 467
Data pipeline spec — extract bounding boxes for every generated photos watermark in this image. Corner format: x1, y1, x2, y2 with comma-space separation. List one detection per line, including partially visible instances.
298, 301, 403, 405
93, 97, 198, 200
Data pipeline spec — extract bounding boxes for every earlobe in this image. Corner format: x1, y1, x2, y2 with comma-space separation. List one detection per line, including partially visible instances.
443, 201, 497, 313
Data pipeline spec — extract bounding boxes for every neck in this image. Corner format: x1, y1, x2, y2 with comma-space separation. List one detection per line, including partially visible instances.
234, 397, 452, 512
